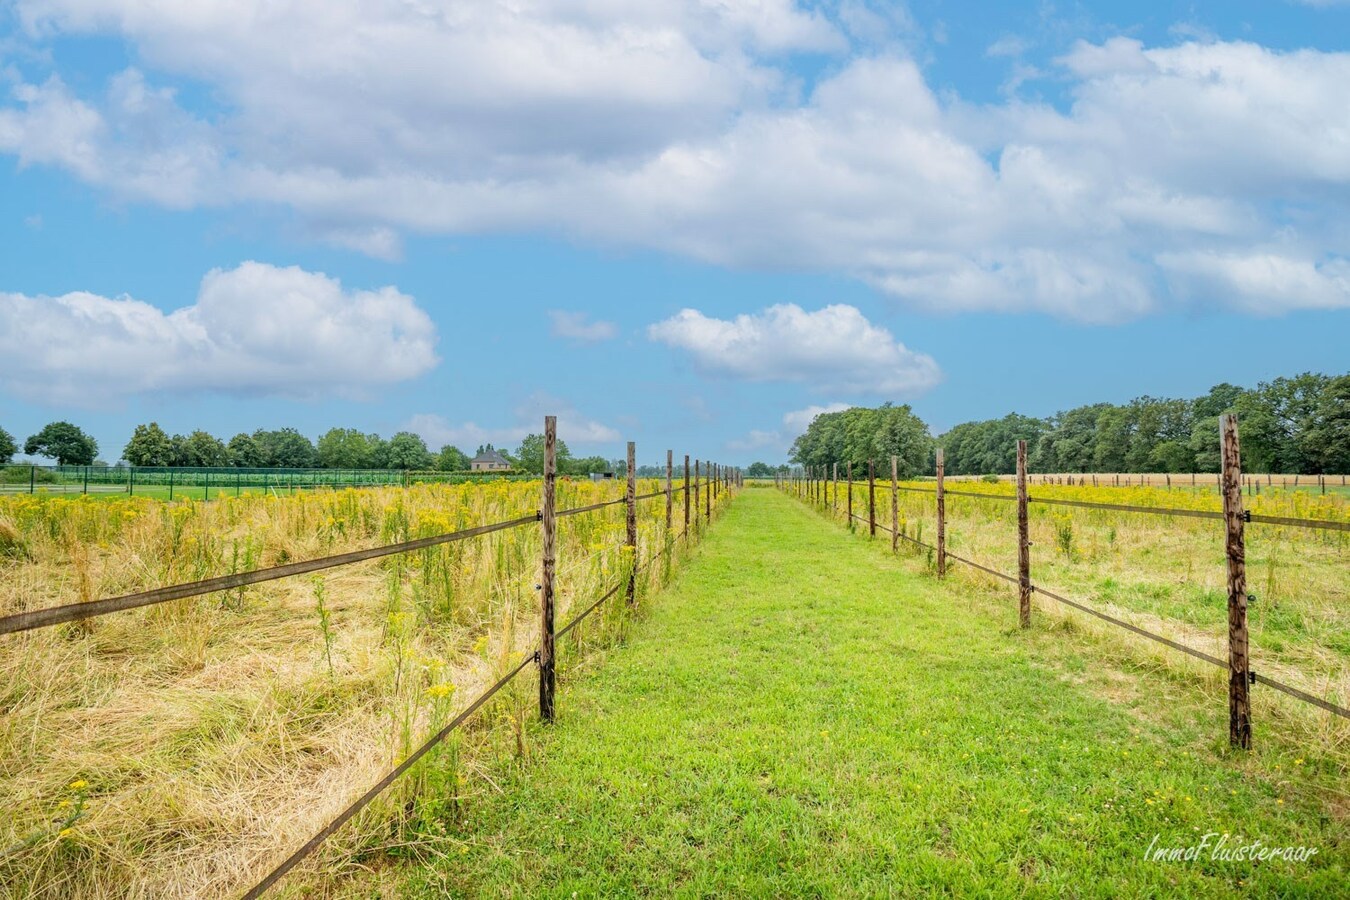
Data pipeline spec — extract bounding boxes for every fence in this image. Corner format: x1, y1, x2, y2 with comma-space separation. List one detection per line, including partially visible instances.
950, 471, 1348, 494
0, 464, 408, 497
0, 417, 743, 897
778, 413, 1349, 750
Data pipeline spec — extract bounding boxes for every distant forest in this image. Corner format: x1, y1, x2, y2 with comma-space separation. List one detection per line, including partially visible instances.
788, 372, 1349, 476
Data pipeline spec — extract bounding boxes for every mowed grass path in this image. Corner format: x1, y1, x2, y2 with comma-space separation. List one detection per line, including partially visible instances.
406, 489, 1343, 898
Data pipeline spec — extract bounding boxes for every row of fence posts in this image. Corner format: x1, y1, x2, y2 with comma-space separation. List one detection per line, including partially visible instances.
780, 414, 1266, 749
537, 417, 742, 722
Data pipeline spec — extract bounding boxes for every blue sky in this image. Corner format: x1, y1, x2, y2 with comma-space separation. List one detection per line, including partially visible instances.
1, 1, 1348, 467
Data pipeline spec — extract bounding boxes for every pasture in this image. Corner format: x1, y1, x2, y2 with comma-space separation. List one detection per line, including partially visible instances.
0, 467, 1345, 897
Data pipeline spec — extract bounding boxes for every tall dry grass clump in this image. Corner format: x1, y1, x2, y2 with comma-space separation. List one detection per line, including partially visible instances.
0, 478, 722, 897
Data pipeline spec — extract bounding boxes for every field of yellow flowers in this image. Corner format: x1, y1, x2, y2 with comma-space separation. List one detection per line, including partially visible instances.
0, 478, 727, 898
820, 478, 1349, 737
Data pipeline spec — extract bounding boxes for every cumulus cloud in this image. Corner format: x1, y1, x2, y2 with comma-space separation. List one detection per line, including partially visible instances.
782, 402, 851, 433
548, 310, 618, 343
3, 5, 1350, 320
408, 393, 620, 450
648, 304, 940, 395
0, 262, 438, 404
726, 402, 852, 455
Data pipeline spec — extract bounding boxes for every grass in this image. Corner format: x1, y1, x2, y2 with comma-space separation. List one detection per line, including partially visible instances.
0, 480, 725, 898
820, 477, 1349, 722
404, 488, 1345, 897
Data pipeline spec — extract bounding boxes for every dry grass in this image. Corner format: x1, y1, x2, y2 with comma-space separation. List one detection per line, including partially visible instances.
817, 478, 1349, 752
0, 479, 727, 898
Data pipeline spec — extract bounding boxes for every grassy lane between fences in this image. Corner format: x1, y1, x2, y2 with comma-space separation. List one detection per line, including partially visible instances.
401, 488, 1345, 898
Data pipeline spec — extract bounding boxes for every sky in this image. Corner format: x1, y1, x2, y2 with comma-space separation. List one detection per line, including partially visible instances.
1, 0, 1348, 468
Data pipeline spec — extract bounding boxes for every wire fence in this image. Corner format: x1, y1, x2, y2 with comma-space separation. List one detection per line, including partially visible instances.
1, 423, 744, 897
0, 464, 409, 498
784, 416, 1350, 743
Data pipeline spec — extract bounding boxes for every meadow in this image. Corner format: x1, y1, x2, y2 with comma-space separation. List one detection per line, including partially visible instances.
811, 476, 1349, 751
0, 478, 725, 898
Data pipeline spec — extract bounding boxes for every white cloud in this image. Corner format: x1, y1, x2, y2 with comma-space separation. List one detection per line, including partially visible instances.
3, 8, 1350, 320
408, 393, 620, 450
725, 402, 851, 455
1158, 251, 1350, 313
648, 303, 940, 395
0, 262, 438, 404
548, 310, 618, 343
782, 402, 851, 433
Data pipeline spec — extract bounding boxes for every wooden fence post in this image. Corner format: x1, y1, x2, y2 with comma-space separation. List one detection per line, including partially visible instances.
1017, 440, 1031, 629
936, 448, 946, 577
847, 462, 853, 523
1220, 414, 1252, 750
626, 441, 637, 606
694, 459, 701, 526
684, 455, 691, 535
868, 459, 876, 538
539, 416, 557, 722
890, 455, 899, 553
832, 462, 838, 514
665, 450, 673, 532
706, 462, 712, 525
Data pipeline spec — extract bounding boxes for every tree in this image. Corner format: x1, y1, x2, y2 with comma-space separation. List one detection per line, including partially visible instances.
746, 461, 774, 477
515, 433, 571, 474
173, 430, 229, 467
565, 455, 609, 476
123, 422, 176, 466
1303, 374, 1350, 474
384, 431, 433, 470
436, 445, 471, 472
317, 428, 383, 468
226, 433, 264, 467
253, 428, 318, 468
0, 426, 16, 464
24, 421, 98, 466
789, 404, 932, 478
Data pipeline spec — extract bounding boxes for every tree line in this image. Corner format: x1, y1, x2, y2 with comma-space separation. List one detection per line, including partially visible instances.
0, 421, 622, 476
785, 372, 1349, 476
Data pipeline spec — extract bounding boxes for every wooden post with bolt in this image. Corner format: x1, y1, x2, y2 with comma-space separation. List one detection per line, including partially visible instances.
1220, 414, 1252, 750
684, 455, 691, 535
665, 450, 673, 533
539, 416, 557, 722
1017, 440, 1031, 628
626, 441, 637, 606
847, 463, 853, 524
890, 455, 899, 552
936, 448, 946, 577
868, 459, 876, 538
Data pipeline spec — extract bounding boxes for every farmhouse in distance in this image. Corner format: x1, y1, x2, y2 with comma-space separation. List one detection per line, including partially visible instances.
470, 446, 511, 472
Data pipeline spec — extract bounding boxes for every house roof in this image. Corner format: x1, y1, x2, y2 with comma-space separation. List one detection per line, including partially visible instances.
471, 449, 510, 465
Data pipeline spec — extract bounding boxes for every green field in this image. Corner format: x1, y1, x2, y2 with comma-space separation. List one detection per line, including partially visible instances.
402, 489, 1345, 897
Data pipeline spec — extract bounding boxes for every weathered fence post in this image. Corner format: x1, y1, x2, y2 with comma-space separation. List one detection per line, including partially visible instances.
665, 450, 673, 532
868, 459, 876, 538
936, 448, 946, 577
626, 440, 637, 606
847, 462, 853, 524
1017, 440, 1031, 628
832, 462, 838, 514
705, 461, 712, 525
684, 455, 691, 535
1220, 414, 1251, 750
694, 459, 701, 527
890, 455, 899, 553
539, 416, 557, 722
